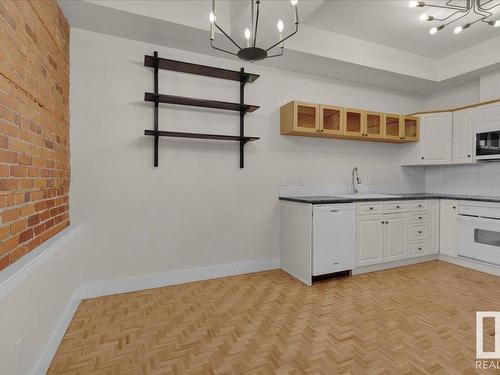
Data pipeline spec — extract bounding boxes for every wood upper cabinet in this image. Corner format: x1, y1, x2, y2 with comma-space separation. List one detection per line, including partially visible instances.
319, 105, 343, 135
364, 111, 385, 139
280, 101, 319, 135
402, 116, 419, 141
343, 108, 364, 137
384, 114, 403, 141
280, 101, 418, 143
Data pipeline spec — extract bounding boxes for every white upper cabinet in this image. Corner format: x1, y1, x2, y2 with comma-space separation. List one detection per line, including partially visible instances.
419, 112, 453, 165
452, 108, 476, 164
476, 102, 500, 132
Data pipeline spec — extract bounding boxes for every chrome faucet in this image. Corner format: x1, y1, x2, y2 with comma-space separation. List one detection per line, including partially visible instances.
351, 167, 362, 195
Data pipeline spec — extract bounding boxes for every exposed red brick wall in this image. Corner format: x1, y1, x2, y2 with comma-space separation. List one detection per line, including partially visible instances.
0, 0, 69, 270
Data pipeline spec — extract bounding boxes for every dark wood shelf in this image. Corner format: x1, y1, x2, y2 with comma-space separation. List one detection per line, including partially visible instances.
144, 55, 259, 83
144, 92, 259, 113
145, 130, 259, 142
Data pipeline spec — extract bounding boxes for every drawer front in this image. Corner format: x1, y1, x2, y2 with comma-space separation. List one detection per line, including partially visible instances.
410, 212, 429, 224
409, 224, 428, 241
409, 242, 427, 257
357, 202, 383, 215
383, 201, 408, 214
410, 201, 428, 211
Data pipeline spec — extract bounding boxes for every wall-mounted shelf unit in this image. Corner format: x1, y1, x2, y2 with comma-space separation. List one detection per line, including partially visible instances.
144, 52, 260, 168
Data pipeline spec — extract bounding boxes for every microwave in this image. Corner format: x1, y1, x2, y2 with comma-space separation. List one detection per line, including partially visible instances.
476, 130, 500, 160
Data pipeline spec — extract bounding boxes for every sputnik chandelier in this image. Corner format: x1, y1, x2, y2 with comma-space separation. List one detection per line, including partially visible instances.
409, 0, 500, 35
209, 0, 299, 62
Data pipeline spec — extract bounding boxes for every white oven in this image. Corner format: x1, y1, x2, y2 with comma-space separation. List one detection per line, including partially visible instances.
458, 202, 500, 265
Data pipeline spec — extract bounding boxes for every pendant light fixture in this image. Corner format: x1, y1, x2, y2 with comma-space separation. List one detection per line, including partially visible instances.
209, 0, 299, 62
409, 0, 500, 35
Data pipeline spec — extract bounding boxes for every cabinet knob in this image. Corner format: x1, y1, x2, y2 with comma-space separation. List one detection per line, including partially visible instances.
396, 205, 400, 208
453, 206, 456, 209
467, 155, 471, 158
418, 231, 422, 234
418, 216, 422, 219
421, 157, 425, 160
418, 247, 422, 251
418, 205, 422, 207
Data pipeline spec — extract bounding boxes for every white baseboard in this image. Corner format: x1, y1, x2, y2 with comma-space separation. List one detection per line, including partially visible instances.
439, 254, 500, 277
79, 257, 280, 299
32, 289, 82, 375
352, 255, 439, 275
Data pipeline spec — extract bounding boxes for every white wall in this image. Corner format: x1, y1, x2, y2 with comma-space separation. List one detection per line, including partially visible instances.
421, 81, 480, 111
480, 70, 500, 101
70, 28, 423, 284
0, 226, 82, 375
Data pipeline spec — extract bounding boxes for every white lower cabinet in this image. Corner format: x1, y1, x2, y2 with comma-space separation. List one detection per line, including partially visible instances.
357, 215, 384, 266
439, 200, 458, 257
357, 200, 440, 267
384, 214, 407, 262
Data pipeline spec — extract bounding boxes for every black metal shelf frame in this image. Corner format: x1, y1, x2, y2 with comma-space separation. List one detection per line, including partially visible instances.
144, 52, 260, 168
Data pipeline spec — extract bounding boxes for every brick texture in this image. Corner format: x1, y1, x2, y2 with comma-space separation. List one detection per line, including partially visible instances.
0, 0, 69, 270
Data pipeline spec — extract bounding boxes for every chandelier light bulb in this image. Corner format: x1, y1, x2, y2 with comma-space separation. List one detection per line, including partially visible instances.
429, 26, 438, 35
419, 13, 427, 21
277, 19, 284, 32
454, 25, 463, 34
209, 12, 216, 23
291, 0, 298, 6
244, 28, 251, 40
489, 20, 500, 27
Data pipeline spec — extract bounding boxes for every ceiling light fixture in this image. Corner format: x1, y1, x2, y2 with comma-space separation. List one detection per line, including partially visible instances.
209, 0, 299, 62
410, 0, 500, 35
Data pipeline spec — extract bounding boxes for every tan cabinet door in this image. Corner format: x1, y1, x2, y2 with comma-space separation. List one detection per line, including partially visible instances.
384, 114, 403, 141
343, 108, 364, 137
293, 101, 320, 133
319, 105, 343, 135
402, 116, 419, 141
364, 111, 385, 139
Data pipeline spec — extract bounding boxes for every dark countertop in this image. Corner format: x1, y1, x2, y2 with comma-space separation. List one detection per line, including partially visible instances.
279, 193, 500, 204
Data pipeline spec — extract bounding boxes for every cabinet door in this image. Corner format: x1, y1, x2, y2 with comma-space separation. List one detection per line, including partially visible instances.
384, 114, 403, 141
452, 108, 475, 164
364, 112, 385, 139
439, 200, 458, 257
357, 215, 384, 266
344, 108, 364, 137
402, 116, 419, 141
384, 213, 408, 262
419, 112, 453, 164
294, 102, 319, 133
428, 200, 440, 254
320, 105, 343, 136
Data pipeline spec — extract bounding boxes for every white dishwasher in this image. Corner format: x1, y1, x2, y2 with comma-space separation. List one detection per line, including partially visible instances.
312, 204, 356, 276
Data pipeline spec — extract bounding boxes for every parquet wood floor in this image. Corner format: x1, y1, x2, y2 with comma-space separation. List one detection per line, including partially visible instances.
47, 261, 500, 374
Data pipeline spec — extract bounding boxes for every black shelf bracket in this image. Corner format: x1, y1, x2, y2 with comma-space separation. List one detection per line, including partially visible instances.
144, 52, 259, 168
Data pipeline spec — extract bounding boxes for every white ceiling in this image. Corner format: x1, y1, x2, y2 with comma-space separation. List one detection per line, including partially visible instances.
306, 0, 500, 59
59, 0, 500, 95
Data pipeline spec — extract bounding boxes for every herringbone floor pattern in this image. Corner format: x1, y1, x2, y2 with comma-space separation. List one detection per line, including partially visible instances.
48, 261, 500, 374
